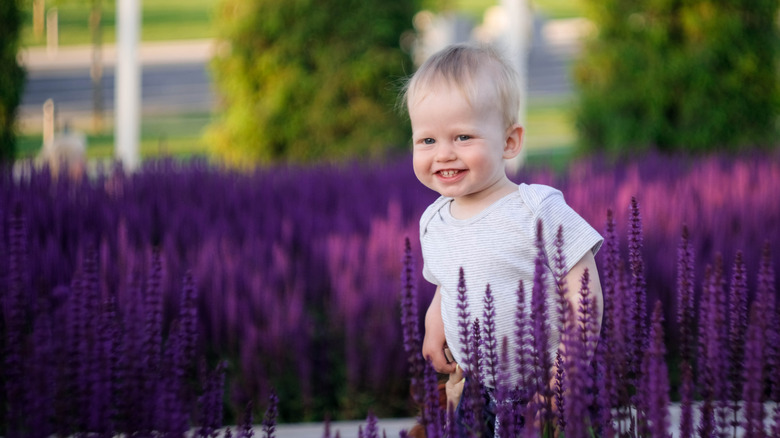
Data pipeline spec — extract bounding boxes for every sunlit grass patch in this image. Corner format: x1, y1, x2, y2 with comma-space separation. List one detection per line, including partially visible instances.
20, 0, 218, 47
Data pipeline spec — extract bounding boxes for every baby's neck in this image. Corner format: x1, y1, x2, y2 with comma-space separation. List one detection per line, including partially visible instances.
449, 181, 518, 220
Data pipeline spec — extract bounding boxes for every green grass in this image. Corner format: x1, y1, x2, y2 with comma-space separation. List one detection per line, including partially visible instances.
452, 0, 585, 21
531, 0, 586, 19
521, 96, 578, 172
21, 0, 584, 48
524, 97, 577, 153
18, 112, 212, 160
21, 0, 218, 47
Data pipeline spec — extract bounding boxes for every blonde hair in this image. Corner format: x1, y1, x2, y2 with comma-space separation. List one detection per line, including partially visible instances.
402, 43, 522, 128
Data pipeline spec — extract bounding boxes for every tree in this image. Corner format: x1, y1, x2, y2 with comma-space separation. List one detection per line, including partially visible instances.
0, 0, 25, 163
207, 0, 419, 166
573, 0, 779, 155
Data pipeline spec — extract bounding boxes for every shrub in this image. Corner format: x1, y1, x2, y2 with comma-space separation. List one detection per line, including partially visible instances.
0, 0, 25, 162
573, 0, 780, 154
207, 0, 418, 166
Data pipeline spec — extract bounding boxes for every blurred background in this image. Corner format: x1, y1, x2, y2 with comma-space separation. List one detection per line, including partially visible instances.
5, 0, 778, 168
6, 0, 631, 169
1, 0, 779, 431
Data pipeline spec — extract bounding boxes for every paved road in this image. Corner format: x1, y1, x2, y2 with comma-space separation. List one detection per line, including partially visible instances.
18, 18, 586, 131
18, 39, 216, 130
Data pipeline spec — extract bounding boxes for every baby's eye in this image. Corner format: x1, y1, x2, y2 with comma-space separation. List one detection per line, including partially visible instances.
422, 138, 436, 145
456, 135, 471, 141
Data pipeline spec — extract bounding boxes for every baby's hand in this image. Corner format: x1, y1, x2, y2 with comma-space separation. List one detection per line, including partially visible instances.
423, 286, 456, 374
422, 335, 456, 374
445, 364, 464, 412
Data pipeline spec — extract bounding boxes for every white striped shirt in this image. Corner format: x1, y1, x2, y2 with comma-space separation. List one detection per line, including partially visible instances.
419, 183, 603, 388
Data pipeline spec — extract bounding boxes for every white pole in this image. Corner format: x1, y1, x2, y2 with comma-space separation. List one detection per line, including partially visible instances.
501, 0, 532, 173
33, 0, 45, 40
43, 99, 55, 148
115, 0, 141, 170
46, 8, 58, 55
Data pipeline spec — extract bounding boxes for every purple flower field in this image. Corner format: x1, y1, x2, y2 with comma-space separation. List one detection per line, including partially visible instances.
1, 152, 779, 436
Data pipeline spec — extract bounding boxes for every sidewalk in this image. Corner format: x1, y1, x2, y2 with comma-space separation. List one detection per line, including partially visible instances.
19, 39, 217, 72
269, 417, 416, 438
250, 402, 779, 438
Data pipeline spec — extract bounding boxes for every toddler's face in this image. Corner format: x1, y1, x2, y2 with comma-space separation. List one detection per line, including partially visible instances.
409, 81, 513, 208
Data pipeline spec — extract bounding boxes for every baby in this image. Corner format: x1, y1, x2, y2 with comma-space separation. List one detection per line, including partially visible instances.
402, 43, 603, 436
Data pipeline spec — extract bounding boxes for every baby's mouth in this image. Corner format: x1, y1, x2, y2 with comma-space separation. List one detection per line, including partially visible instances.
438, 170, 461, 178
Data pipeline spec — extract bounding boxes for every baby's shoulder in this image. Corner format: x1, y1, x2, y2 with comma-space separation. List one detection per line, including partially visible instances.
419, 196, 450, 236
516, 183, 564, 212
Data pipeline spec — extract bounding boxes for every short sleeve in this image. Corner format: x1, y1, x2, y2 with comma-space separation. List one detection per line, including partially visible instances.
419, 197, 449, 286
521, 184, 603, 275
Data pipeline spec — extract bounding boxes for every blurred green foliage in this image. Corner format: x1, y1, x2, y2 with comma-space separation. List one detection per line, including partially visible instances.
573, 0, 780, 155
207, 0, 419, 166
1, 0, 25, 163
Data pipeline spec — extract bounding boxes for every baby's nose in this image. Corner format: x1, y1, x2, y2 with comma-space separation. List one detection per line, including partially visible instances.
434, 142, 456, 161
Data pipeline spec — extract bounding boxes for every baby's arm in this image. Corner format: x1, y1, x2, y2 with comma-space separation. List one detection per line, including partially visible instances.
561, 250, 603, 348
422, 286, 457, 374
531, 251, 603, 419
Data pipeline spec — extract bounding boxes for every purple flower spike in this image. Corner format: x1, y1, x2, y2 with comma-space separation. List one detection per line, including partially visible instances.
5, 205, 28, 436
322, 415, 332, 438
741, 303, 767, 437
457, 267, 471, 369
553, 351, 566, 433
198, 360, 227, 438
143, 247, 165, 429
241, 400, 255, 438
422, 359, 443, 437
628, 197, 647, 382
641, 300, 669, 438
262, 391, 279, 438
757, 242, 778, 402
177, 270, 199, 375
553, 225, 570, 331
514, 279, 532, 402
464, 318, 485, 435
697, 265, 716, 438
495, 337, 517, 437
698, 257, 731, 438
678, 361, 694, 438
482, 284, 498, 388
454, 268, 480, 434
565, 267, 597, 438
594, 209, 619, 438
400, 238, 424, 405
552, 224, 573, 434
676, 225, 695, 365
364, 411, 378, 438
676, 226, 696, 438
728, 251, 748, 430
712, 255, 730, 433
530, 220, 553, 425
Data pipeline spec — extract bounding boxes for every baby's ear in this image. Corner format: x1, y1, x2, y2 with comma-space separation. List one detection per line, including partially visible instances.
503, 124, 524, 159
